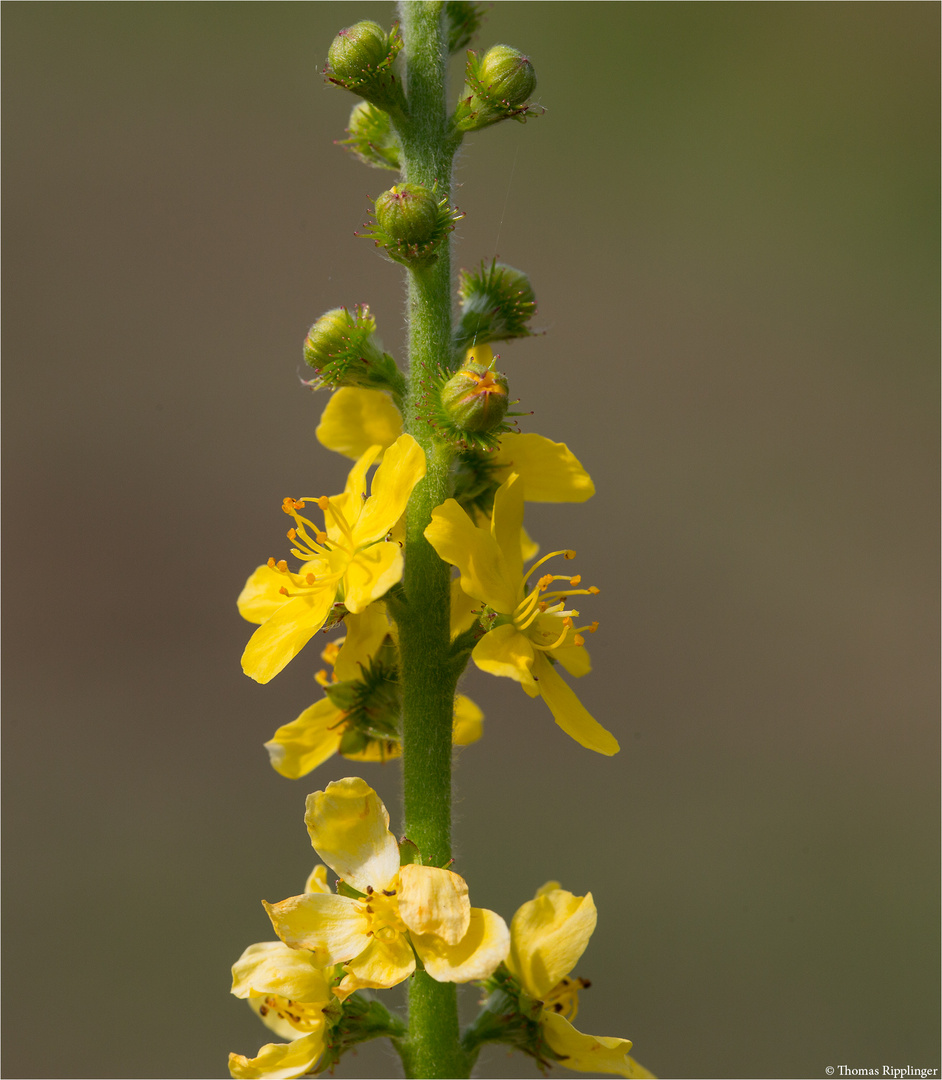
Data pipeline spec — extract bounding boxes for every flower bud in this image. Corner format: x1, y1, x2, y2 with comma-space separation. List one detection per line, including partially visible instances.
374, 184, 440, 245
455, 261, 536, 348
477, 45, 536, 106
446, 1, 486, 54
340, 101, 401, 171
324, 21, 406, 116
441, 360, 510, 433
302, 305, 404, 397
361, 184, 463, 269
454, 44, 542, 132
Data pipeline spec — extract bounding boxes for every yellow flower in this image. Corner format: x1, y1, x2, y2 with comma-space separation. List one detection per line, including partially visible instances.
507, 882, 654, 1079
228, 940, 332, 1079
424, 474, 619, 755
238, 434, 425, 684
315, 379, 594, 504
262, 606, 484, 778
264, 777, 510, 999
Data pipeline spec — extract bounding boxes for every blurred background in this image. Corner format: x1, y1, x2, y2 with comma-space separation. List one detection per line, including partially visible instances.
3, 3, 938, 1078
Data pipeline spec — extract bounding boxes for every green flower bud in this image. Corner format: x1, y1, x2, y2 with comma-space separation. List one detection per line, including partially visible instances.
361, 183, 463, 269
324, 21, 407, 116
327, 20, 389, 78
454, 44, 542, 132
302, 305, 404, 397
455, 260, 537, 348
441, 361, 510, 433
374, 184, 439, 244
339, 101, 401, 171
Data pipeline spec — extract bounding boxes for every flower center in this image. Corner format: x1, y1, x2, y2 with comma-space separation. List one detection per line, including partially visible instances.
511, 550, 600, 651
542, 975, 591, 1022
357, 884, 407, 945
262, 496, 362, 602
256, 993, 326, 1033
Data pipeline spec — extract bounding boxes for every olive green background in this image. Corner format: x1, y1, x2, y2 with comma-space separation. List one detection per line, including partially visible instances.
3, 3, 938, 1078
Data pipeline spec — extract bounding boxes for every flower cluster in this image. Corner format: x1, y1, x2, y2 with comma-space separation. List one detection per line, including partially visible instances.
230, 780, 650, 1079
231, 5, 653, 1078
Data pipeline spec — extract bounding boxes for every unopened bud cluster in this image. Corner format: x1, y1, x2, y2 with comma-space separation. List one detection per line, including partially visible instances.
340, 100, 401, 171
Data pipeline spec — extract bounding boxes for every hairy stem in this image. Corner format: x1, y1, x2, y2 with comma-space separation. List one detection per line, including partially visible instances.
393, 3, 470, 1077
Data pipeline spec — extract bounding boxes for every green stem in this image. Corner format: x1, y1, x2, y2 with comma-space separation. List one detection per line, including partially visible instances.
393, 3, 470, 1078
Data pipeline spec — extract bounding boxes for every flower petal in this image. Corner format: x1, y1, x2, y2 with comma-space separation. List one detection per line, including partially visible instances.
507, 888, 597, 999
228, 1030, 327, 1080
333, 604, 391, 680
342, 541, 403, 614
398, 865, 471, 945
472, 623, 537, 688
263, 892, 366, 967
338, 929, 415, 992
241, 589, 336, 684
237, 564, 292, 625
555, 642, 592, 678
541, 1012, 654, 1078
494, 433, 595, 503
452, 695, 484, 746
411, 907, 510, 983
533, 654, 620, 755
425, 499, 518, 613
264, 699, 345, 779
304, 865, 330, 894
231, 941, 331, 1003
353, 434, 426, 546
315, 387, 403, 460
490, 474, 526, 585
304, 777, 401, 893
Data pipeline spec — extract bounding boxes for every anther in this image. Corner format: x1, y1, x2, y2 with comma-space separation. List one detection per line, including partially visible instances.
276, 560, 288, 573
279, 586, 289, 596
588, 586, 600, 595
317, 496, 330, 511
569, 575, 581, 585
564, 550, 576, 559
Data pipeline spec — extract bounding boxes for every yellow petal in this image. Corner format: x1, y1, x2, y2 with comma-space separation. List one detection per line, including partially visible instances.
334, 604, 391, 680
541, 1012, 654, 1078
315, 387, 403, 460
494, 433, 595, 503
228, 1030, 327, 1080
338, 928, 416, 992
449, 578, 480, 638
490, 474, 526, 585
452, 695, 484, 746
425, 500, 518, 613
472, 623, 537, 688
507, 889, 597, 999
398, 865, 471, 945
263, 892, 367, 967
304, 777, 401, 893
264, 699, 345, 779
237, 564, 292, 625
533, 654, 620, 755
342, 541, 403, 614
353, 434, 426, 546
231, 941, 331, 1003
241, 589, 336, 685
411, 907, 510, 983
555, 642, 592, 678
304, 866, 330, 894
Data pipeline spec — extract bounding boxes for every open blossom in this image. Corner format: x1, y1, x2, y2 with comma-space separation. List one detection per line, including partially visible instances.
228, 930, 333, 1079
508, 882, 654, 1079
264, 777, 509, 998
238, 434, 425, 684
424, 474, 619, 755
